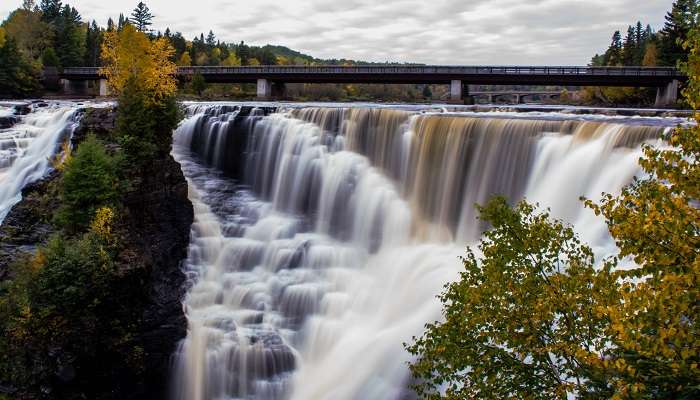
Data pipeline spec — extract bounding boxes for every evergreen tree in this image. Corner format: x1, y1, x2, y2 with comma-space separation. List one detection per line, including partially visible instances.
623, 25, 637, 65
659, 0, 698, 66
0, 37, 41, 97
604, 30, 623, 65
85, 20, 102, 67
55, 5, 85, 67
130, 2, 154, 32
205, 30, 216, 47
39, 0, 61, 22
107, 17, 115, 32
117, 13, 126, 31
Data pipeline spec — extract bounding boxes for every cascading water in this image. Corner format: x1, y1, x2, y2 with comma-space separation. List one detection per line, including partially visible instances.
171, 104, 676, 400
0, 103, 80, 223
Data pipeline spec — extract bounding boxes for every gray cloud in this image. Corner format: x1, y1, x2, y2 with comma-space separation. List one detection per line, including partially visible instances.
1, 0, 672, 65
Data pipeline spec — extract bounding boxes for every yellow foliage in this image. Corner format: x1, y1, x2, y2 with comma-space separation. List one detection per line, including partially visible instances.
90, 206, 115, 240
248, 58, 261, 66
100, 24, 177, 103
49, 139, 72, 172
178, 52, 192, 66
221, 53, 241, 67
0, 27, 5, 48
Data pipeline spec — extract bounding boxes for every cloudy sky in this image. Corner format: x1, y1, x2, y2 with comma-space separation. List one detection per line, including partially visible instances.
2, 0, 672, 65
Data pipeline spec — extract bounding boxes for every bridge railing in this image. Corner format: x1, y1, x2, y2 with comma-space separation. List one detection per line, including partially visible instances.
62, 65, 684, 77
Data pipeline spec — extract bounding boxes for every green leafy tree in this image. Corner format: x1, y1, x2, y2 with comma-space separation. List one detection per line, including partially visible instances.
130, 2, 153, 32
406, 197, 618, 399
191, 72, 208, 95
55, 135, 118, 231
54, 5, 86, 67
0, 37, 41, 98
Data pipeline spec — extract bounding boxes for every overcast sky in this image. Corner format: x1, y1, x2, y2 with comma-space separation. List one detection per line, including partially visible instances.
1, 0, 673, 65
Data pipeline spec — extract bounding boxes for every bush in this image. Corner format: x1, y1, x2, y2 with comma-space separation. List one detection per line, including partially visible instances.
55, 135, 118, 232
0, 208, 147, 399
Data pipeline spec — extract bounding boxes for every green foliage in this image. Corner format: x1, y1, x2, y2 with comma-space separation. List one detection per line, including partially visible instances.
0, 37, 41, 98
41, 46, 60, 67
406, 197, 618, 399
130, 2, 153, 32
190, 72, 208, 95
115, 76, 180, 165
0, 211, 147, 399
55, 135, 118, 232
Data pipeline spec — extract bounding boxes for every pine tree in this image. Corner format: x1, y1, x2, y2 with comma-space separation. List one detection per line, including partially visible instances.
659, 0, 698, 66
604, 30, 623, 65
39, 0, 61, 22
205, 30, 216, 47
130, 2, 153, 32
623, 25, 637, 65
107, 17, 115, 32
55, 5, 85, 67
117, 13, 126, 31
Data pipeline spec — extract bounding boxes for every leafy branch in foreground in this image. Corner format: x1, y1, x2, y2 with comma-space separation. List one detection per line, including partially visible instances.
406, 198, 618, 399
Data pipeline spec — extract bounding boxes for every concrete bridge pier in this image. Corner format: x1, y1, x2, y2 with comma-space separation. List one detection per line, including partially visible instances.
655, 79, 679, 108
61, 79, 89, 96
449, 80, 474, 104
98, 79, 110, 96
257, 78, 271, 100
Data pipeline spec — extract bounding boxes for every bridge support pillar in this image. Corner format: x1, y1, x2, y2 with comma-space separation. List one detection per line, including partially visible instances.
257, 78, 271, 99
450, 80, 474, 104
98, 79, 110, 97
515, 94, 523, 104
655, 79, 679, 108
60, 79, 89, 96
450, 80, 462, 103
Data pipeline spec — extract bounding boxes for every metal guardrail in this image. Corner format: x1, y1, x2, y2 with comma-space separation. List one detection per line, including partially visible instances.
62, 65, 685, 77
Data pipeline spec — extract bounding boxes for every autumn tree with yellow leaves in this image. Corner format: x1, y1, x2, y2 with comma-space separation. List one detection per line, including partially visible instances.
408, 24, 700, 400
100, 23, 180, 164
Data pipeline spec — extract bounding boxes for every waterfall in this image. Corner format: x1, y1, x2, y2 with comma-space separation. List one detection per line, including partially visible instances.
171, 104, 673, 400
0, 103, 80, 224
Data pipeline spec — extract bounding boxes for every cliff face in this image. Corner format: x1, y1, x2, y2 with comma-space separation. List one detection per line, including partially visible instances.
0, 107, 193, 399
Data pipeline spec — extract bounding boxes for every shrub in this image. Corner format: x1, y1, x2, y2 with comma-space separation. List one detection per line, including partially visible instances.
55, 135, 118, 232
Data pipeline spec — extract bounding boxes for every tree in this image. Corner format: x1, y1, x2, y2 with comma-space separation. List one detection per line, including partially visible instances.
100, 23, 176, 99
41, 46, 60, 67
177, 51, 192, 66
2, 7, 53, 61
642, 42, 659, 66
55, 135, 118, 231
54, 5, 86, 67
623, 25, 637, 65
0, 37, 41, 97
0, 27, 5, 48
205, 30, 216, 47
130, 2, 153, 32
659, 0, 698, 66
190, 72, 207, 96
39, 0, 62, 22
101, 24, 179, 162
221, 52, 241, 66
604, 30, 623, 65
407, 197, 618, 399
582, 25, 700, 397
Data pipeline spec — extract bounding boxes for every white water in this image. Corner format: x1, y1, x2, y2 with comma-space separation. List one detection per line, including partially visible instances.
171, 104, 671, 400
0, 103, 79, 223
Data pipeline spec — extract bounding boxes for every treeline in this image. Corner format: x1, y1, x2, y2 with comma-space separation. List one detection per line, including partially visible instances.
581, 0, 697, 106
592, 0, 696, 68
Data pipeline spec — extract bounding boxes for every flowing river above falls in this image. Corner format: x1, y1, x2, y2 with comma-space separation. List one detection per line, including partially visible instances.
168, 103, 680, 400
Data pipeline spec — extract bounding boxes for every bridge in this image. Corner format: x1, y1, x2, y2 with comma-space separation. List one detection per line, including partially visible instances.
59, 65, 685, 107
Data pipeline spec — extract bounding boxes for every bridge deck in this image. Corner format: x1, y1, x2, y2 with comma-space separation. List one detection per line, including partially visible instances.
61, 65, 684, 87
